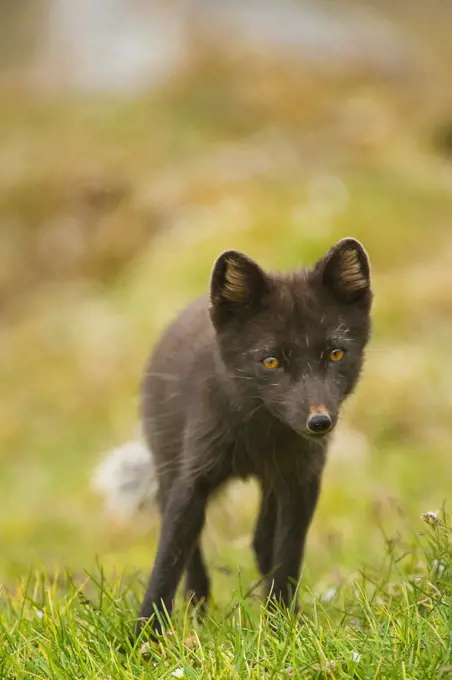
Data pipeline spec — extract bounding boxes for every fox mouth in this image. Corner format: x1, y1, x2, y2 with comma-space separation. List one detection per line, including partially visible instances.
300, 427, 334, 440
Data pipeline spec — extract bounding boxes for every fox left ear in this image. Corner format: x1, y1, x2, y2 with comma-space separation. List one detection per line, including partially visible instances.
210, 250, 269, 323
316, 238, 372, 305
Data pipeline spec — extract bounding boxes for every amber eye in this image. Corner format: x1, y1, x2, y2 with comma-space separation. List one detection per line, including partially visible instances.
262, 357, 280, 369
329, 348, 345, 362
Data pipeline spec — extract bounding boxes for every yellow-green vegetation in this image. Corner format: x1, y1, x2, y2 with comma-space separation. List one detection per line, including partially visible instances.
1, 38, 452, 677
2, 515, 452, 678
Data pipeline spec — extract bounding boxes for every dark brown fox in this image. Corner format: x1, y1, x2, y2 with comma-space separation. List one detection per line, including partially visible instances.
94, 237, 372, 636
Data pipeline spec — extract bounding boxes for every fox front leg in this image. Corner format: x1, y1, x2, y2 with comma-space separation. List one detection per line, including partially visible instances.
268, 475, 321, 608
137, 478, 208, 637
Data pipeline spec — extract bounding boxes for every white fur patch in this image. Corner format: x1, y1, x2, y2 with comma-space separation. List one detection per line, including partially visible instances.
91, 440, 157, 519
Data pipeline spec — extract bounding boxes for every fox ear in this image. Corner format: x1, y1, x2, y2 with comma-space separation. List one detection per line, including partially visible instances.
317, 237, 372, 304
210, 250, 269, 320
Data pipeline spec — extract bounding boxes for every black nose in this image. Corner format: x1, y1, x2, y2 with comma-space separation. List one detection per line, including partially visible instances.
307, 414, 332, 434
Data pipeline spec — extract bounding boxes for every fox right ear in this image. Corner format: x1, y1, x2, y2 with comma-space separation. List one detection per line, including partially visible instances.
316, 237, 372, 305
210, 250, 269, 321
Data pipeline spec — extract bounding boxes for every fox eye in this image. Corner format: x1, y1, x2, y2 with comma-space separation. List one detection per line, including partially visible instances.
262, 356, 280, 369
329, 348, 345, 362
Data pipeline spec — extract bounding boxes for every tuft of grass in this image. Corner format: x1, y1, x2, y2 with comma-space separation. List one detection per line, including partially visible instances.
1, 512, 451, 679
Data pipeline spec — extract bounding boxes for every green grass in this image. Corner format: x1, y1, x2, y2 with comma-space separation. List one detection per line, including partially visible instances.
1, 513, 451, 679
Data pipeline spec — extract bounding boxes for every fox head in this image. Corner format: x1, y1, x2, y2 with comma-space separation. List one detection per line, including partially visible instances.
209, 238, 372, 440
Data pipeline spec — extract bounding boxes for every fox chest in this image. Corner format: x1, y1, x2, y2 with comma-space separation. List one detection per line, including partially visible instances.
230, 424, 312, 483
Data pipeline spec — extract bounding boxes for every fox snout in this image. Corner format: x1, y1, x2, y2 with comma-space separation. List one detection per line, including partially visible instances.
305, 406, 334, 437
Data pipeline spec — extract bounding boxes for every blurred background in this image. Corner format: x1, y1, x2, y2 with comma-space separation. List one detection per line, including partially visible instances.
2, 0, 452, 599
